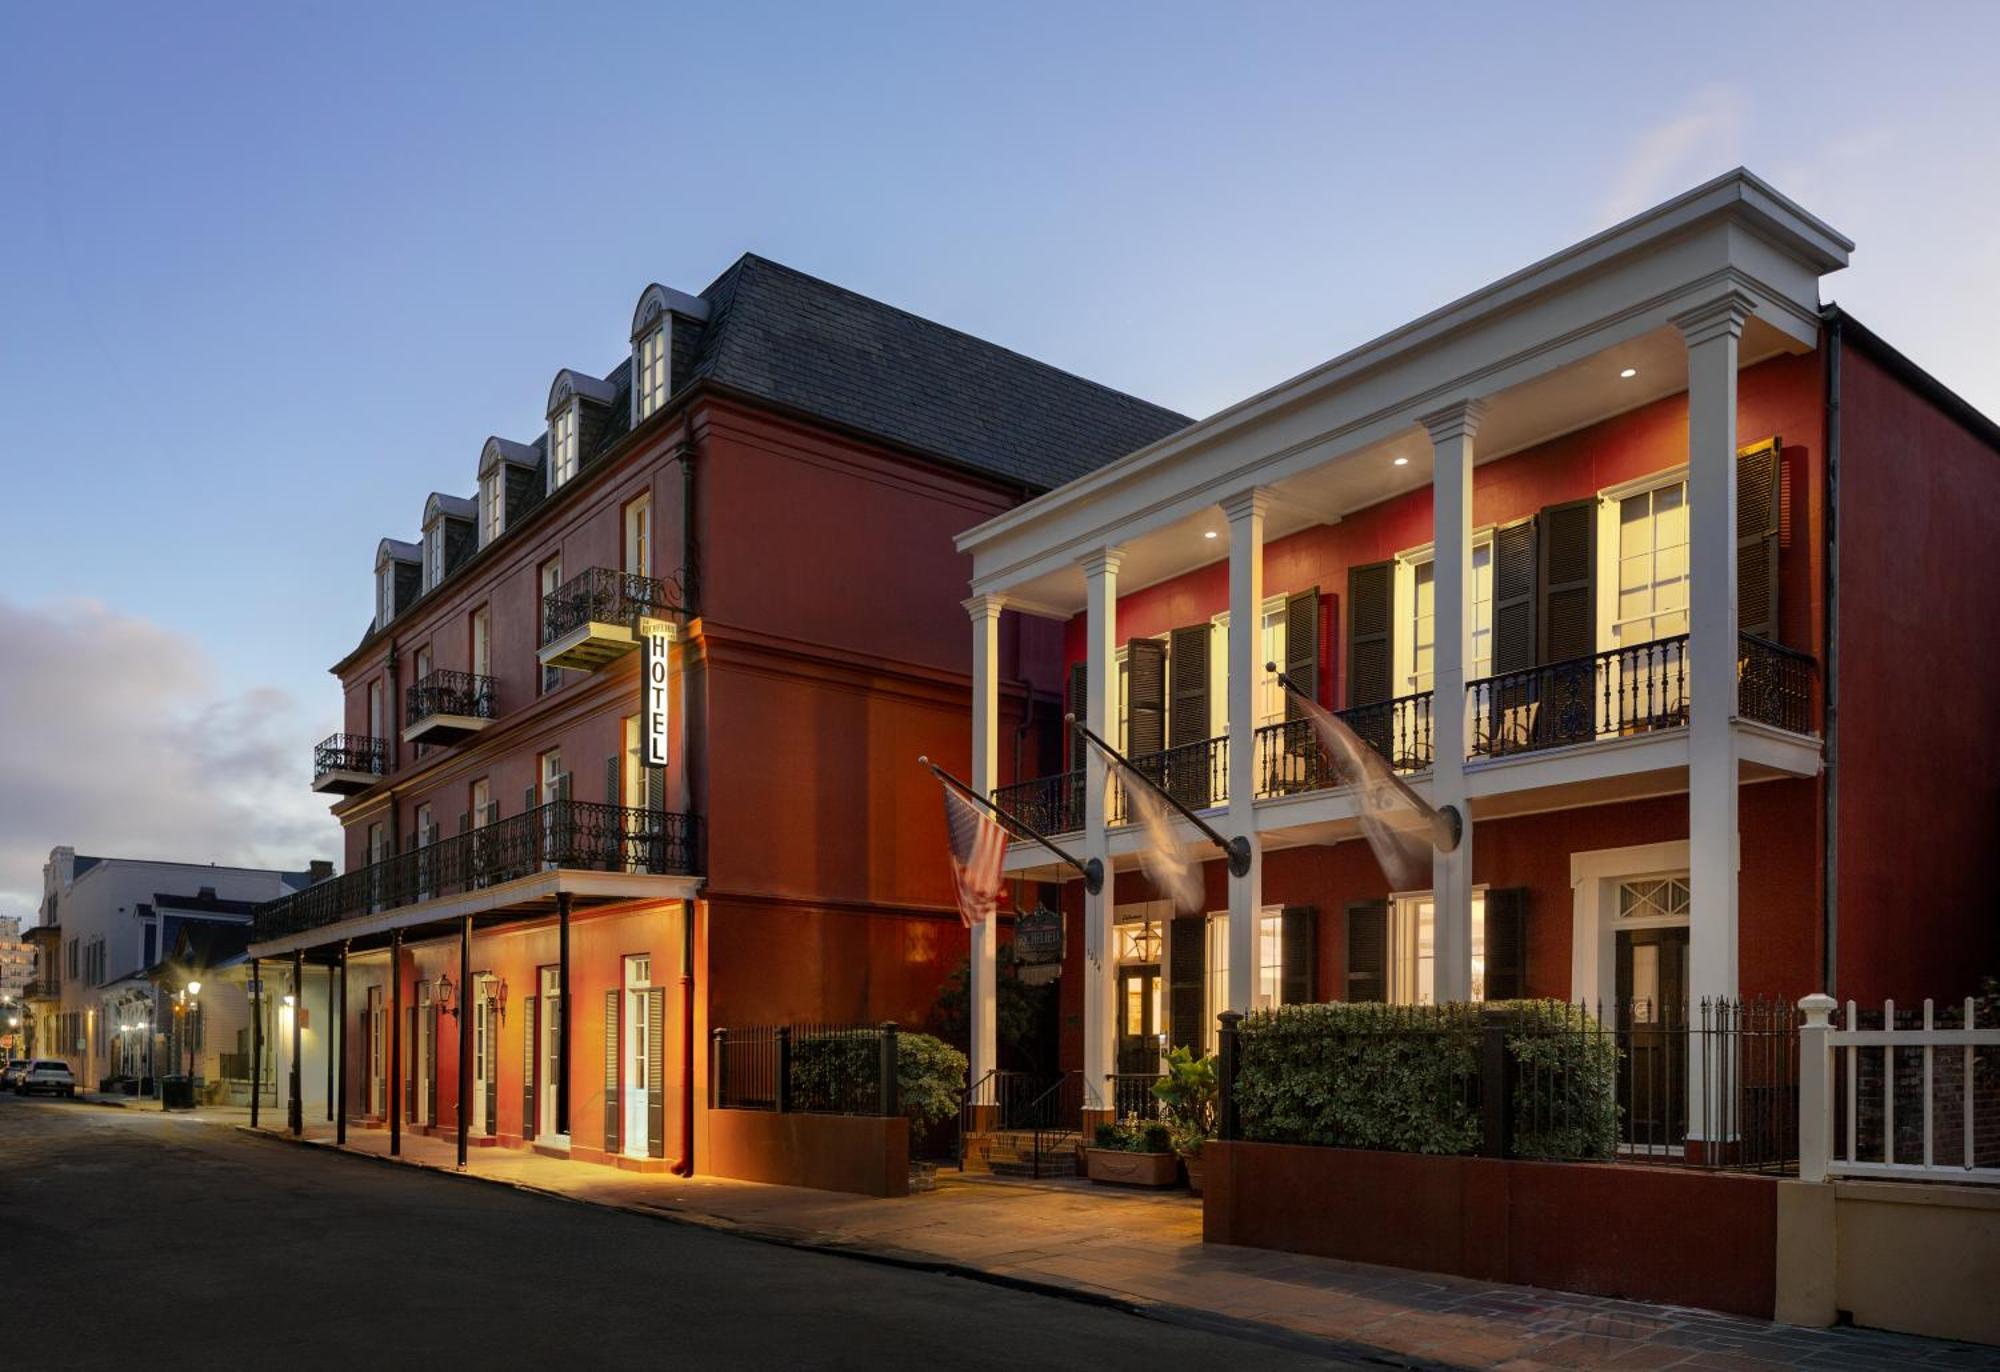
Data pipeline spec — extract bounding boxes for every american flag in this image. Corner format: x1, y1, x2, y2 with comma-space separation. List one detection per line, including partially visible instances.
941, 783, 1008, 927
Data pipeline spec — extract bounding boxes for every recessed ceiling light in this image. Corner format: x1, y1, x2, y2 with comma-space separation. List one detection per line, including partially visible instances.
1619, 367, 1638, 379
1392, 456, 1409, 467
1204, 530, 1218, 539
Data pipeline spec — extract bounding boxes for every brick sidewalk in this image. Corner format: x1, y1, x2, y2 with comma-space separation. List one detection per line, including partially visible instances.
235, 1120, 1993, 1370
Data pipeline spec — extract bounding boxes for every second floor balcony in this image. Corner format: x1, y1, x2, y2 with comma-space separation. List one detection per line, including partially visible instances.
991, 632, 1814, 842
311, 733, 388, 795
252, 800, 702, 945
402, 669, 497, 747
539, 566, 690, 671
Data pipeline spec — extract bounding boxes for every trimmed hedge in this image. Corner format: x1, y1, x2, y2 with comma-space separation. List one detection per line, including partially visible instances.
1233, 999, 1619, 1160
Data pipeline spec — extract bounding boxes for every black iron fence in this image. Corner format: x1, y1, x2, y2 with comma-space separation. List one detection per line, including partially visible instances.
1737, 633, 1815, 734
540, 566, 693, 646
1106, 1072, 1165, 1121
405, 669, 497, 727
312, 733, 386, 780
1216, 997, 1801, 1172
253, 801, 700, 939
1469, 635, 1691, 758
710, 1021, 901, 1117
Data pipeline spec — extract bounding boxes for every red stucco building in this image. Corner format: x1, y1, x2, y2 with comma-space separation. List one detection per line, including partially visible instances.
250, 256, 1186, 1169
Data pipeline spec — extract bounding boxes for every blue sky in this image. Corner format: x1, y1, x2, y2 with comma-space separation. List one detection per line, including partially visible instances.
1, 1, 1996, 914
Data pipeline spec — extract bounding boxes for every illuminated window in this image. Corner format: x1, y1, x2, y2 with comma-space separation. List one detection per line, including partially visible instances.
549, 405, 578, 490
1618, 878, 1690, 920
1390, 891, 1489, 1004
481, 468, 503, 544
636, 327, 667, 420
1616, 480, 1689, 645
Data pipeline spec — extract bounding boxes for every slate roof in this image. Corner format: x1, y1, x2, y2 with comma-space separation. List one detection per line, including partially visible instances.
679, 254, 1191, 491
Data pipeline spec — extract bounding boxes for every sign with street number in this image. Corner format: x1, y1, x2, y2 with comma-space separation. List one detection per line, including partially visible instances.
1014, 904, 1064, 965
639, 617, 672, 768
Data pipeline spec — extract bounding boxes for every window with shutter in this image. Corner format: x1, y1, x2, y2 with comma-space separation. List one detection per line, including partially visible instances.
1539, 500, 1596, 663
646, 987, 667, 1159
603, 991, 620, 1153
1482, 889, 1529, 1001
1346, 565, 1393, 706
1281, 907, 1317, 1004
425, 1002, 437, 1125
522, 996, 537, 1143
1165, 626, 1210, 808
1127, 638, 1167, 757
1345, 900, 1388, 1002
1737, 439, 1782, 641
485, 1000, 499, 1136
1168, 914, 1206, 1051
1283, 589, 1319, 716
1491, 518, 1538, 675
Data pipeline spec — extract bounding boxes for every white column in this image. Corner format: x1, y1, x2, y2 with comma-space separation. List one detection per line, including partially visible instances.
1420, 399, 1484, 1004
1222, 489, 1269, 1013
963, 593, 1005, 1090
1081, 548, 1122, 1107
1677, 290, 1750, 1139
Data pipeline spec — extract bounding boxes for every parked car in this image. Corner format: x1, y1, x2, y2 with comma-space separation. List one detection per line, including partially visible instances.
16, 1060, 76, 1097
0, 1059, 29, 1090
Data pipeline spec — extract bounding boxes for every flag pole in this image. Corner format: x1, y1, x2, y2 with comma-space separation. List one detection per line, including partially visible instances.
1268, 663, 1462, 851
919, 756, 1104, 894
1065, 715, 1252, 878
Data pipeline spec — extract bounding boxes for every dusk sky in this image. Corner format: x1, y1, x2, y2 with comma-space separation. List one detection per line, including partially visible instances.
2, 1, 1996, 919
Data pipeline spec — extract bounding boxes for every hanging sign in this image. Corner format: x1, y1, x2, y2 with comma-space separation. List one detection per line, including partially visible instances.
1013, 904, 1064, 965
639, 617, 672, 768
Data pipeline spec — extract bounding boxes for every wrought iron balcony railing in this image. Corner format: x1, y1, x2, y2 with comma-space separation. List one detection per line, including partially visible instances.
1254, 691, 1435, 798
991, 769, 1084, 838
1737, 632, 1815, 734
404, 669, 497, 727
1116, 734, 1228, 821
312, 733, 387, 782
541, 567, 691, 648
1469, 634, 1691, 758
253, 801, 701, 941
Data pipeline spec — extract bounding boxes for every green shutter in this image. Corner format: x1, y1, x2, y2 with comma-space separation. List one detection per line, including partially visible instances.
522, 996, 538, 1143
425, 1004, 437, 1124
1483, 889, 1530, 1002
1538, 500, 1595, 663
1280, 906, 1317, 1005
1737, 439, 1782, 641
647, 987, 667, 1160
603, 990, 620, 1154
1346, 564, 1393, 706
1128, 637, 1167, 757
484, 1001, 498, 1137
1168, 914, 1206, 1052
1344, 900, 1388, 1003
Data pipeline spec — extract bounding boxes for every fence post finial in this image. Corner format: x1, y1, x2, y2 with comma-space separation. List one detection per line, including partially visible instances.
1797, 993, 1837, 1183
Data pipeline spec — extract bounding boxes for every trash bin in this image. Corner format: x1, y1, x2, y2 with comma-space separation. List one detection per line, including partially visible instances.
161, 1075, 194, 1110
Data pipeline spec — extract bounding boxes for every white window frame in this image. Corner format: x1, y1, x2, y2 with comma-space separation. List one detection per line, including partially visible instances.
480, 468, 504, 545
376, 565, 394, 628
636, 326, 667, 421
549, 404, 579, 491
624, 493, 652, 580
470, 606, 490, 680
1386, 887, 1490, 1005
425, 523, 444, 591
1393, 531, 1495, 696
1568, 841, 1692, 1009
1595, 467, 1690, 653
1201, 906, 1285, 1051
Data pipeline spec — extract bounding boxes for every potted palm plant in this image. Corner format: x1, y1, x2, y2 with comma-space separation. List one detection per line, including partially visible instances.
1151, 1046, 1217, 1193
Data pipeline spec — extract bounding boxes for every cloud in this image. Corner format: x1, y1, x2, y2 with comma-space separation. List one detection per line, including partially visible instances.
0, 597, 338, 918
1599, 85, 1748, 225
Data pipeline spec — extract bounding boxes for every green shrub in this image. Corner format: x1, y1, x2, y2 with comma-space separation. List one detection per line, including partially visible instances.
1150, 1046, 1216, 1155
895, 1032, 968, 1148
1499, 1000, 1619, 1160
1233, 999, 1619, 1159
787, 1029, 967, 1148
1093, 1119, 1172, 1153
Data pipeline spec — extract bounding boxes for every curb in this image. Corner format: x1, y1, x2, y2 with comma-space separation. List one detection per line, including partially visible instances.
230, 1125, 1447, 1369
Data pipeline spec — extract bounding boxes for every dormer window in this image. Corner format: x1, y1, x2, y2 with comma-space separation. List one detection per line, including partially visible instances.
426, 523, 445, 589
636, 325, 666, 421
481, 466, 503, 543
377, 565, 394, 627
549, 403, 578, 491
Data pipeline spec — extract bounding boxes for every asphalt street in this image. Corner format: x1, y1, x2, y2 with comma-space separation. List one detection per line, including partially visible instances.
0, 1094, 1349, 1370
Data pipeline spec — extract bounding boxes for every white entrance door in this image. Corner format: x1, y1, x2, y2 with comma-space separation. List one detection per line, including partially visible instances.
414, 983, 432, 1124
623, 956, 651, 1157
471, 978, 492, 1134
539, 967, 561, 1138
368, 988, 385, 1116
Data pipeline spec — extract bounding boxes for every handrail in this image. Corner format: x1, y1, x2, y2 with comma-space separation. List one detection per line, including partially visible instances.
540, 565, 692, 646
1027, 1070, 1082, 1181
313, 733, 386, 779
956, 1068, 998, 1171
405, 669, 497, 726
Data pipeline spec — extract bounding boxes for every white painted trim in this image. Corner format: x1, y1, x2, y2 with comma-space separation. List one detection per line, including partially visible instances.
1569, 840, 1692, 1008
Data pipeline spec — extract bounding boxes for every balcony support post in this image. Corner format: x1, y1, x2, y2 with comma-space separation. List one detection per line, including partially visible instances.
964, 593, 1006, 1091
336, 942, 348, 1146
1421, 399, 1485, 1003
290, 947, 304, 1136
1677, 291, 1752, 1140
1223, 488, 1269, 1014
389, 929, 402, 1158
1081, 547, 1122, 1113
556, 891, 572, 1139
249, 958, 261, 1129
457, 915, 472, 1170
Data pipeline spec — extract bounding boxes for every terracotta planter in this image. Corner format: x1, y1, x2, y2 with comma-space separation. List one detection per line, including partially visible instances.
1086, 1147, 1179, 1188
1182, 1153, 1204, 1194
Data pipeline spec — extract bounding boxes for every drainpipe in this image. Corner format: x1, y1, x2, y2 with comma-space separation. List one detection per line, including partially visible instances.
385, 637, 402, 855
669, 900, 696, 1175
1820, 312, 1843, 997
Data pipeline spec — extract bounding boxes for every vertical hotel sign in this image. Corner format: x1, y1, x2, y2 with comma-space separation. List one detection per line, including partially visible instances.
639, 617, 672, 768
